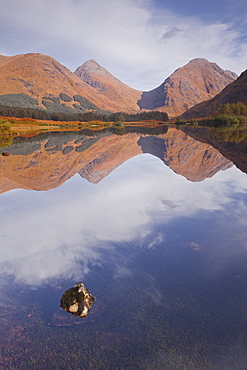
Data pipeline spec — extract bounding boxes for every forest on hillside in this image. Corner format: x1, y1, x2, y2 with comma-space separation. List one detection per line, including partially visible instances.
0, 103, 169, 123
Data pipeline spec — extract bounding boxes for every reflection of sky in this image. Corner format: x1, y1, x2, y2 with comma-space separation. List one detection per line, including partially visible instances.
0, 154, 246, 286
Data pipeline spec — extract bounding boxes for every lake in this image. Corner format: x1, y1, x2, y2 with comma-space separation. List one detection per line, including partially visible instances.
0, 125, 247, 369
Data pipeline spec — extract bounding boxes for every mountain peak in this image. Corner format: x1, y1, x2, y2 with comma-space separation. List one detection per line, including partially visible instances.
137, 58, 237, 116
189, 58, 211, 64
186, 58, 238, 79
75, 59, 116, 79
74, 59, 142, 112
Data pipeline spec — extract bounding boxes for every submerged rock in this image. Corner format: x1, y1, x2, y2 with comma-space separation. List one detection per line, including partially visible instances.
60, 282, 95, 317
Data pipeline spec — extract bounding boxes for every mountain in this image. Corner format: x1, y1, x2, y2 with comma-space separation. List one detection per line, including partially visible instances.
74, 60, 142, 113
75, 58, 237, 117
137, 58, 237, 116
0, 53, 237, 117
0, 127, 232, 193
181, 69, 247, 119
0, 53, 120, 112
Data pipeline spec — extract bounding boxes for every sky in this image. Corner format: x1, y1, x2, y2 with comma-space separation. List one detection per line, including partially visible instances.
0, 0, 246, 90
0, 154, 246, 286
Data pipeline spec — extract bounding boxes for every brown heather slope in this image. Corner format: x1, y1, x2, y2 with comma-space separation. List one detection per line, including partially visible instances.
137, 58, 237, 117
181, 69, 247, 119
0, 53, 120, 111
0, 55, 17, 66
0, 53, 237, 116
74, 60, 142, 113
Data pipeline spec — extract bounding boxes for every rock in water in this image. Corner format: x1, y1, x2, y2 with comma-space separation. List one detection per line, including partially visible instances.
60, 282, 95, 317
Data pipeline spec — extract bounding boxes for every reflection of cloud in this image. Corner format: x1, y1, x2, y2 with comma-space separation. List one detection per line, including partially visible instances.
146, 233, 164, 249
0, 154, 246, 286
140, 272, 163, 306
113, 266, 132, 280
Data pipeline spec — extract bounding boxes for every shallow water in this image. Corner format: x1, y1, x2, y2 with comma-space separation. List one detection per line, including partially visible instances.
0, 127, 247, 369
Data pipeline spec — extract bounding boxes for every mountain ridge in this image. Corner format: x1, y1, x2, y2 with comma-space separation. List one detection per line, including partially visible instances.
0, 53, 238, 117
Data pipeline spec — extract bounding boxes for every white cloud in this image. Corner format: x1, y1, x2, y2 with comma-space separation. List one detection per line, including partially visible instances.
0, 0, 246, 90
0, 154, 246, 286
160, 26, 181, 41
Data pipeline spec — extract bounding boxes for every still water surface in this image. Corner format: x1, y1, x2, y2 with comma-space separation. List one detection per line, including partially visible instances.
0, 127, 247, 369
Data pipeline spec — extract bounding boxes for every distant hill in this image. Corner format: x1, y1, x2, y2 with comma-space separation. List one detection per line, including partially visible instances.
181, 69, 247, 119
74, 59, 142, 113
137, 58, 237, 117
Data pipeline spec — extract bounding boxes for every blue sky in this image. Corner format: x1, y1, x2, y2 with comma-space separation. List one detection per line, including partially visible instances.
0, 0, 246, 90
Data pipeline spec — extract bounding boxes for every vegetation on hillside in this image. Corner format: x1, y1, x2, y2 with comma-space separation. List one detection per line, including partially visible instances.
0, 94, 39, 108
109, 111, 168, 122
178, 102, 247, 143
0, 118, 13, 147
0, 102, 169, 123
178, 102, 247, 127
0, 104, 109, 122
59, 93, 72, 102
210, 102, 247, 117
206, 102, 247, 129
0, 118, 12, 132
0, 93, 110, 116
181, 69, 247, 120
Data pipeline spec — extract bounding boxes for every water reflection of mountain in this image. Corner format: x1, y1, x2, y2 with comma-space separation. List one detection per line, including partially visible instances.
182, 127, 247, 175
0, 126, 234, 193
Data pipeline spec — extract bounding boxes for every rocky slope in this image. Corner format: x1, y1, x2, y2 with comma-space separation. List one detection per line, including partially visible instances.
0, 128, 232, 193
74, 59, 142, 113
181, 69, 247, 119
0, 53, 120, 111
137, 58, 237, 117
